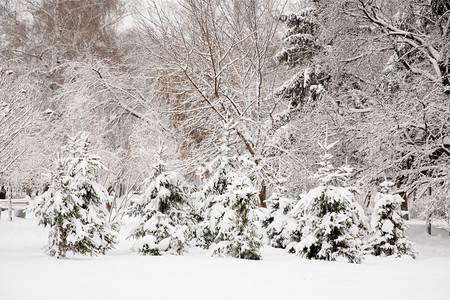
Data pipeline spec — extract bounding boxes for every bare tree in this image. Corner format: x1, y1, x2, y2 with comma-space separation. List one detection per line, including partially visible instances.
134, 0, 289, 205
293, 0, 450, 224
348, 0, 450, 94
0, 63, 41, 177
0, 0, 138, 194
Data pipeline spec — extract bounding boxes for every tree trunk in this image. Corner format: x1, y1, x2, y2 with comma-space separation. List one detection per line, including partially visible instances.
399, 191, 409, 220
426, 186, 432, 235
439, 62, 449, 94
259, 180, 266, 208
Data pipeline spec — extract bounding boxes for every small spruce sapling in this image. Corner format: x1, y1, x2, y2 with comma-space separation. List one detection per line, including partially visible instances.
30, 132, 117, 258
289, 136, 367, 263
368, 180, 416, 258
195, 122, 263, 260
128, 144, 194, 255
263, 188, 299, 249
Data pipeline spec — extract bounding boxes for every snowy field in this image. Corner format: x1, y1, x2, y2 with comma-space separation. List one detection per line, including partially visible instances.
1, 212, 449, 300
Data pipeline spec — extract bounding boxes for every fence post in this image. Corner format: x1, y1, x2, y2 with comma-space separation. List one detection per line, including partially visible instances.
8, 183, 12, 221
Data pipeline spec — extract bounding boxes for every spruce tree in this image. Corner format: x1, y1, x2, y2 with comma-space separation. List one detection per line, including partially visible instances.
195, 122, 263, 260
290, 136, 367, 263
275, 5, 326, 117
30, 132, 117, 258
128, 145, 194, 255
263, 190, 299, 249
369, 180, 416, 258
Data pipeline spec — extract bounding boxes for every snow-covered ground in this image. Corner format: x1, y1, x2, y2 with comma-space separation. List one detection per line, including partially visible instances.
1, 212, 449, 300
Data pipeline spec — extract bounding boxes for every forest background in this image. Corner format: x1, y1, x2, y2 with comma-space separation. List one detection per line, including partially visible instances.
0, 0, 449, 230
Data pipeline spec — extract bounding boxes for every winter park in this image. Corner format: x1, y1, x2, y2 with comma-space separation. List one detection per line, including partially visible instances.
0, 0, 449, 299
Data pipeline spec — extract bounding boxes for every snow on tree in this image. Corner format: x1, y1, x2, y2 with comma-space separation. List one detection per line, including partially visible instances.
29, 132, 117, 258
263, 190, 299, 249
368, 180, 416, 258
0, 64, 40, 176
195, 122, 263, 260
128, 144, 194, 255
418, 168, 450, 235
426, 195, 450, 236
289, 135, 367, 263
134, 0, 290, 208
275, 5, 326, 116
309, 0, 450, 222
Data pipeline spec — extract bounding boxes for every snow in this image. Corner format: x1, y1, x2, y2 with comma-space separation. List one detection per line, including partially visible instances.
381, 219, 394, 233
0, 213, 449, 300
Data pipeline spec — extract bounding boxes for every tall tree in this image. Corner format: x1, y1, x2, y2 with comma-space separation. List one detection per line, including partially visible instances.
0, 0, 154, 195
267, 0, 331, 195
275, 4, 326, 114
0, 62, 42, 180
135, 0, 288, 205
1, 0, 125, 68
282, 0, 450, 218
350, 0, 450, 93
341, 0, 450, 225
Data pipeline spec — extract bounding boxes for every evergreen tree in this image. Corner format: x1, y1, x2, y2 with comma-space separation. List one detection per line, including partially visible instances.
30, 132, 117, 258
128, 144, 194, 255
289, 136, 367, 263
368, 180, 416, 258
275, 5, 326, 117
195, 122, 263, 260
263, 191, 299, 249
